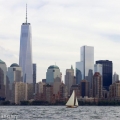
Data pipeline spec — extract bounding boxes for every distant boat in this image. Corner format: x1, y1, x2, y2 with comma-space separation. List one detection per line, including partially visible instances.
66, 90, 78, 108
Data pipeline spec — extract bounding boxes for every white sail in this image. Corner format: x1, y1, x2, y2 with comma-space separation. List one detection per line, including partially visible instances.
66, 91, 75, 106
75, 97, 78, 106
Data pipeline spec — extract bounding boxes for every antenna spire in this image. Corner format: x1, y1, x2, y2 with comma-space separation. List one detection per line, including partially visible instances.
26, 4, 27, 23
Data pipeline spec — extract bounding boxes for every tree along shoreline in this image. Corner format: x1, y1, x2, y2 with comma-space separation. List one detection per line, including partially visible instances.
1, 100, 120, 106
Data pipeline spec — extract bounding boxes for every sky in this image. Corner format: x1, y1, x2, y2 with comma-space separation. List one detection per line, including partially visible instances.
0, 0, 120, 82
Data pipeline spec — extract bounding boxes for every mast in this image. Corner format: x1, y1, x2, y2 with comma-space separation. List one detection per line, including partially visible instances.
26, 4, 27, 23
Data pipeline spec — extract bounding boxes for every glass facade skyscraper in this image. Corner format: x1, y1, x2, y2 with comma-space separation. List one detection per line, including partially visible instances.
46, 65, 61, 85
76, 62, 82, 84
76, 46, 94, 85
96, 60, 112, 91
19, 6, 33, 83
80, 46, 94, 80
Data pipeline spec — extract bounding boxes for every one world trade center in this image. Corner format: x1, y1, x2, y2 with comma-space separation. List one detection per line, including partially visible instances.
19, 5, 33, 83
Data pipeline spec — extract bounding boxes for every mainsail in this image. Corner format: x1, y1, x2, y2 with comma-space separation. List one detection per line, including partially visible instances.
66, 91, 75, 106
75, 97, 78, 106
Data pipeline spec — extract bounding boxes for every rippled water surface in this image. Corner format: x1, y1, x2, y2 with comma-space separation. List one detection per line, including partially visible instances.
0, 106, 120, 120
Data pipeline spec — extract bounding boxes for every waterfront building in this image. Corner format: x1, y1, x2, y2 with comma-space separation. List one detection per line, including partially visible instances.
25, 83, 34, 101
92, 72, 102, 98
32, 82, 45, 101
53, 80, 61, 94
35, 82, 45, 94
59, 82, 68, 101
109, 81, 120, 100
12, 82, 26, 104
0, 68, 5, 98
0, 59, 7, 85
65, 66, 74, 95
19, 5, 33, 83
109, 84, 114, 99
80, 80, 89, 97
7, 63, 22, 101
33, 64, 36, 93
7, 63, 22, 90
102, 88, 109, 99
6, 76, 10, 101
78, 96, 99, 103
46, 65, 61, 85
96, 60, 112, 91
11, 83, 34, 104
43, 84, 53, 103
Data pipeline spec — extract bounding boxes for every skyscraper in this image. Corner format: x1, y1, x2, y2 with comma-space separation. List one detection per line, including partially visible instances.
65, 66, 74, 95
80, 46, 94, 80
7, 63, 22, 101
7, 63, 22, 90
80, 80, 89, 97
0, 59, 7, 85
19, 5, 33, 83
33, 64, 36, 93
46, 65, 61, 84
0, 68, 5, 99
96, 60, 112, 91
76, 62, 82, 84
92, 72, 102, 98
76, 46, 94, 84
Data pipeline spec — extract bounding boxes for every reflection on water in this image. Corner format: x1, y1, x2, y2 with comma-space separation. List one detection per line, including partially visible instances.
0, 106, 120, 120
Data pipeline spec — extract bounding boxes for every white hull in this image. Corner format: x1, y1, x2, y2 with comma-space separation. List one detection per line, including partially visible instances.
66, 106, 78, 108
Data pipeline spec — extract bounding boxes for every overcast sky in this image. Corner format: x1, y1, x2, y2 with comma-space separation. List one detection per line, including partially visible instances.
0, 0, 120, 82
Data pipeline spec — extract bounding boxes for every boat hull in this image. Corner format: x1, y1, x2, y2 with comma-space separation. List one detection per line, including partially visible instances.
66, 106, 78, 108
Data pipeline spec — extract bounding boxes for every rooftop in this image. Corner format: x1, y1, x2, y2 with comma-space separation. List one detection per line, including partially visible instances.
48, 65, 59, 69
0, 59, 5, 64
10, 63, 20, 67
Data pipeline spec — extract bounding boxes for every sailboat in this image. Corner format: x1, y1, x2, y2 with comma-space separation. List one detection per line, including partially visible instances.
66, 90, 78, 108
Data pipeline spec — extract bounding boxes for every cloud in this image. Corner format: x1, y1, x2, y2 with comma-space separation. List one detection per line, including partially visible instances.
0, 0, 120, 82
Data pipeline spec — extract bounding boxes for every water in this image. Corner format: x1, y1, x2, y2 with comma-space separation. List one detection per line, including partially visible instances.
0, 106, 120, 120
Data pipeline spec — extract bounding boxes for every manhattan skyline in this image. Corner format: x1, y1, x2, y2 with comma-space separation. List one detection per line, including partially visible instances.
0, 0, 120, 81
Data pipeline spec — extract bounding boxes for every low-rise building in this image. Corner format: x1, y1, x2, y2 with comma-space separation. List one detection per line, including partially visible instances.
25, 83, 34, 101
12, 82, 26, 104
59, 82, 68, 101
35, 82, 45, 94
43, 84, 54, 103
109, 81, 120, 100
